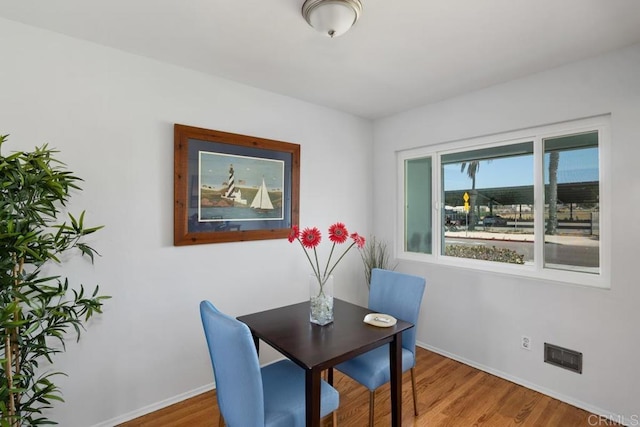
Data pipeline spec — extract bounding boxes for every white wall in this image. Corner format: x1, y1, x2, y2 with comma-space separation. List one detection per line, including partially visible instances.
374, 44, 640, 422
0, 18, 373, 426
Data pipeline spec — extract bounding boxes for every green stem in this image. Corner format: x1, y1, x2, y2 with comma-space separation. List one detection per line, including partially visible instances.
313, 275, 331, 299
324, 241, 357, 278
322, 242, 336, 278
312, 247, 323, 283
297, 239, 320, 280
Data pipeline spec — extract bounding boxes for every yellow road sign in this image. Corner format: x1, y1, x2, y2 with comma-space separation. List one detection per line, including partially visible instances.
464, 202, 470, 212
463, 192, 469, 202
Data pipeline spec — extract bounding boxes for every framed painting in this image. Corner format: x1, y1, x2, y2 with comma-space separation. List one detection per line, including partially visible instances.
174, 124, 300, 245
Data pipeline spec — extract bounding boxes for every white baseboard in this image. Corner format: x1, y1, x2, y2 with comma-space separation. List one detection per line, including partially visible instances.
92, 356, 289, 426
416, 341, 631, 426
92, 383, 215, 427
91, 357, 286, 426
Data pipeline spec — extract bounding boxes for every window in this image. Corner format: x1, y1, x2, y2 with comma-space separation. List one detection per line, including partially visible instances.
397, 117, 609, 288
405, 157, 432, 254
441, 142, 534, 265
543, 132, 599, 274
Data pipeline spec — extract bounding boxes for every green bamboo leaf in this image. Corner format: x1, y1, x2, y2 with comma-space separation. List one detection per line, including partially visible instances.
81, 224, 104, 235
77, 210, 85, 229
68, 212, 78, 231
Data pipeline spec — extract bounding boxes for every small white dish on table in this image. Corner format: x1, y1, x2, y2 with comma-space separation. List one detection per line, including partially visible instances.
363, 313, 397, 327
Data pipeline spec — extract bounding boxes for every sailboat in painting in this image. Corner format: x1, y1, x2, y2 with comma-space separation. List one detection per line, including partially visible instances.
251, 177, 274, 211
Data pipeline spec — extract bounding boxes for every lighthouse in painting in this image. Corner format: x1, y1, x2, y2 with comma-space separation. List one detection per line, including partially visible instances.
221, 164, 247, 205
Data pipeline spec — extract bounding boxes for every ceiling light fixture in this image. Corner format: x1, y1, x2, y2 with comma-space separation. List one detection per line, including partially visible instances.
302, 0, 363, 38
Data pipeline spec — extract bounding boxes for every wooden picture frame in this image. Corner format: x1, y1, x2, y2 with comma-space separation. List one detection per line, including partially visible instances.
174, 124, 300, 245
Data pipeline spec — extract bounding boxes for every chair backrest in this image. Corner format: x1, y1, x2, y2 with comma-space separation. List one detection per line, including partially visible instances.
368, 268, 426, 355
200, 300, 265, 426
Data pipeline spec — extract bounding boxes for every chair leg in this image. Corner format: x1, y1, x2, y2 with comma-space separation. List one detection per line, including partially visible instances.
333, 409, 338, 426
369, 390, 375, 427
411, 367, 418, 416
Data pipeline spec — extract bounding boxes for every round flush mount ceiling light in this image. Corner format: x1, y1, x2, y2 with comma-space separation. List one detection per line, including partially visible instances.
302, 0, 363, 38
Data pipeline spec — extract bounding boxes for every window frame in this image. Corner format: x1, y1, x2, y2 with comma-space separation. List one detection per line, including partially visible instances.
396, 116, 611, 289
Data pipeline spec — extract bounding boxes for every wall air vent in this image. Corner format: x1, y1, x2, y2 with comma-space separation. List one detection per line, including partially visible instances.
544, 343, 582, 374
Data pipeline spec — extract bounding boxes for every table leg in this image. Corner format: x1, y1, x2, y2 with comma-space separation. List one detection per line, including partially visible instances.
305, 368, 322, 427
389, 332, 403, 427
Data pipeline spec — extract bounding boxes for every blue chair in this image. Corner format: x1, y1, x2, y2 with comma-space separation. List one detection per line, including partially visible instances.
335, 269, 426, 427
199, 301, 339, 427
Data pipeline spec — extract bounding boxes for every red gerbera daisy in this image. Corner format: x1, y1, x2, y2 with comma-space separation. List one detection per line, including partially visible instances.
289, 222, 364, 282
288, 225, 300, 243
351, 232, 366, 249
301, 227, 322, 249
328, 222, 348, 244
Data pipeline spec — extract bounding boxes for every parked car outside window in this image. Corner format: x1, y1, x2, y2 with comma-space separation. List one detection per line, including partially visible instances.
482, 215, 508, 226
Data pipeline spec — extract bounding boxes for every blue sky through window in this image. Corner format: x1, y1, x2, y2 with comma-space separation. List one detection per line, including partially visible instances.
443, 148, 598, 191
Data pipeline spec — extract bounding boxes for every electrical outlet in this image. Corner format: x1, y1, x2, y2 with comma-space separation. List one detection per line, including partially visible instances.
521, 336, 531, 350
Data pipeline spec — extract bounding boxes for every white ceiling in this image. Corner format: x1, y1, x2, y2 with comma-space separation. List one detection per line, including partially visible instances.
2, 0, 640, 119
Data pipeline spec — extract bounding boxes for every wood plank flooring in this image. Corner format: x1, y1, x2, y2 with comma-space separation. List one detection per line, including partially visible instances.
119, 347, 610, 426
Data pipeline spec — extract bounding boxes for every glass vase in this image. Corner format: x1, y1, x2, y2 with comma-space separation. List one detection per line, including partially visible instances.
309, 274, 334, 325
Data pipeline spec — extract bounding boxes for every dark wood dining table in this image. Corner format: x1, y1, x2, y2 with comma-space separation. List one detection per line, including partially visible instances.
237, 298, 414, 427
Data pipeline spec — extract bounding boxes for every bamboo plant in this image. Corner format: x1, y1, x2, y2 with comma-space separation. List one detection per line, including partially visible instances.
0, 134, 108, 426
